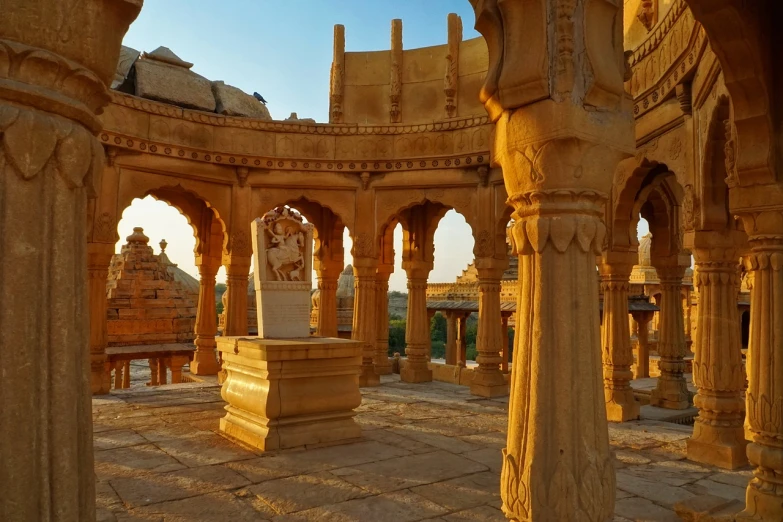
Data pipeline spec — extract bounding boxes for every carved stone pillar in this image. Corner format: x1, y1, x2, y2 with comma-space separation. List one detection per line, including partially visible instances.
632, 311, 654, 379
88, 242, 114, 394
600, 252, 640, 422
316, 267, 339, 338
191, 261, 220, 375
501, 313, 510, 373
0, 3, 141, 520
223, 256, 251, 336
472, 265, 508, 397
469, 0, 629, 516
445, 311, 458, 365
401, 264, 433, 383
650, 261, 691, 409
374, 266, 393, 374
687, 231, 747, 469
457, 314, 468, 366
736, 210, 783, 520
352, 263, 379, 387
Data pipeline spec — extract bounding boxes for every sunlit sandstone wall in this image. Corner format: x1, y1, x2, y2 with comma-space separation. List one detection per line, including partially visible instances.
336, 16, 488, 125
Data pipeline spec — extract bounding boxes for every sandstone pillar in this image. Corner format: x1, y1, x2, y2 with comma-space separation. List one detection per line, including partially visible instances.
401, 264, 433, 383
445, 311, 458, 365
352, 263, 380, 387
458, 314, 468, 366
650, 261, 691, 409
223, 255, 250, 336
472, 264, 508, 396
687, 231, 747, 469
88, 242, 114, 394
191, 261, 220, 375
735, 210, 783, 520
501, 314, 510, 373
600, 252, 640, 422
316, 267, 339, 338
632, 311, 654, 379
0, 2, 141, 520
374, 266, 393, 374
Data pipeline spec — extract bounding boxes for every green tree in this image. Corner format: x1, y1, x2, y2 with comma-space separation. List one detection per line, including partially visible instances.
430, 312, 446, 343
388, 318, 407, 355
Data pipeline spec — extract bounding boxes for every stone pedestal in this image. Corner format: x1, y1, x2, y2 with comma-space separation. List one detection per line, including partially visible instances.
687, 232, 747, 469
217, 337, 362, 450
600, 253, 640, 422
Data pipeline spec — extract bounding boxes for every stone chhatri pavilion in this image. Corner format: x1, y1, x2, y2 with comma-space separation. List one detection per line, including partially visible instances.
3, 0, 783, 521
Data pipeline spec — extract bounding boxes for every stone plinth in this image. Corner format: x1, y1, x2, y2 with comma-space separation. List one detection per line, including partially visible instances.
216, 336, 362, 451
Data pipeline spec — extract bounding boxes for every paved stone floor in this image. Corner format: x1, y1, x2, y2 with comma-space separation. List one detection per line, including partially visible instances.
94, 375, 752, 521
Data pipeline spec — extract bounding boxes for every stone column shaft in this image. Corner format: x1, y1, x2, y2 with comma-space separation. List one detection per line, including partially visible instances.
503, 196, 614, 521
191, 263, 220, 375
401, 270, 433, 383
633, 312, 653, 379
446, 312, 458, 365
687, 238, 747, 469
88, 242, 114, 394
472, 267, 508, 397
650, 263, 691, 409
734, 215, 783, 520
0, 2, 139, 519
224, 258, 250, 336
317, 273, 338, 338
501, 314, 510, 373
600, 256, 640, 422
374, 270, 393, 374
458, 315, 468, 365
353, 264, 379, 387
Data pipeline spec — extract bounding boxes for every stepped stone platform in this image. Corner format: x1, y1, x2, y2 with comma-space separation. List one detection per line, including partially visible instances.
93, 376, 751, 522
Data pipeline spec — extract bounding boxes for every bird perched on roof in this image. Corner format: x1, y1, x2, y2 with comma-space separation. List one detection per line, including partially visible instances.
253, 92, 268, 105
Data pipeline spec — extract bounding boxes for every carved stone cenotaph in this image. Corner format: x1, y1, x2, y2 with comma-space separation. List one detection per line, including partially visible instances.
216, 207, 363, 451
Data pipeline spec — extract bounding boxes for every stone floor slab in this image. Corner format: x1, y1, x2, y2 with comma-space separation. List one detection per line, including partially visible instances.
441, 505, 506, 521
109, 464, 250, 508
94, 444, 186, 479
615, 497, 681, 521
410, 471, 499, 511
273, 489, 449, 521
249, 471, 368, 514
332, 450, 488, 494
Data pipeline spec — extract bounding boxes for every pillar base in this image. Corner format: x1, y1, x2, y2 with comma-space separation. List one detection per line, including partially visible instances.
217, 336, 363, 451
470, 382, 509, 398
359, 368, 380, 387
736, 483, 783, 522
687, 434, 748, 470
606, 397, 641, 422
190, 354, 220, 375
650, 380, 691, 410
374, 359, 393, 375
400, 365, 433, 383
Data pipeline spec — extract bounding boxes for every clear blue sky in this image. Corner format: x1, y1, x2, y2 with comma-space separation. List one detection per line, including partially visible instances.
122, 1, 480, 121
118, 1, 481, 290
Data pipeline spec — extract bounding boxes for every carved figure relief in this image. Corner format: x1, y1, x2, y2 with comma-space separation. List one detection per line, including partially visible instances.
637, 0, 657, 31
723, 119, 738, 188
259, 207, 309, 281
682, 184, 697, 231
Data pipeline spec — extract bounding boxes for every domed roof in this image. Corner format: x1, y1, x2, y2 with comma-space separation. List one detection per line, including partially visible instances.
638, 233, 652, 266
336, 265, 355, 298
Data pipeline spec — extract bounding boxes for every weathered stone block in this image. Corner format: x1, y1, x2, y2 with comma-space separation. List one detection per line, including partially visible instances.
212, 81, 272, 119
217, 336, 362, 451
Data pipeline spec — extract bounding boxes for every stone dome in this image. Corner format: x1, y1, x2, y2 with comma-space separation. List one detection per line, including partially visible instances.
638, 233, 652, 266
157, 239, 199, 298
